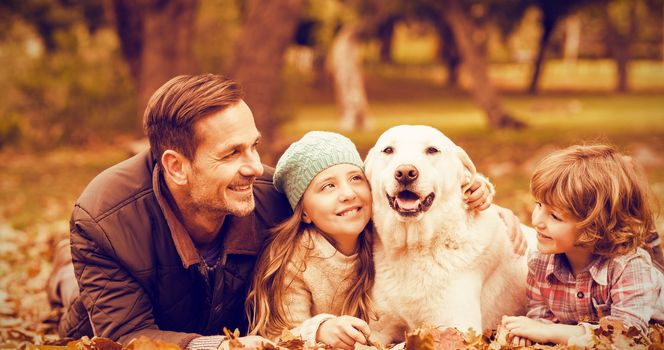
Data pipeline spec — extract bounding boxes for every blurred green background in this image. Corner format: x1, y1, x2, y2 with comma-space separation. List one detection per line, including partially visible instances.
1, 0, 663, 234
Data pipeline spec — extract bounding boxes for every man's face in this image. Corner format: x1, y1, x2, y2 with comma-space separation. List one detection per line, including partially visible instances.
186, 100, 263, 217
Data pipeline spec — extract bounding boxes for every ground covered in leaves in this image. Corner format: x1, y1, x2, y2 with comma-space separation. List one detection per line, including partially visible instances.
0, 219, 662, 350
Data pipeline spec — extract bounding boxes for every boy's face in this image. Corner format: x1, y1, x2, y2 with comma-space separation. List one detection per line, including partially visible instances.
531, 201, 579, 254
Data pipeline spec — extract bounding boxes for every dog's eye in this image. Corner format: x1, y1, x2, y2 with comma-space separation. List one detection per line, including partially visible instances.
426, 147, 440, 155
382, 146, 394, 154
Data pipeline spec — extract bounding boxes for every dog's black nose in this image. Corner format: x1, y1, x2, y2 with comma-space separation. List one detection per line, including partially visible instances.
395, 164, 418, 185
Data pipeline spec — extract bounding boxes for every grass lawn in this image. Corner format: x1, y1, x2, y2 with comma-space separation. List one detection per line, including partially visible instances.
2, 61, 664, 234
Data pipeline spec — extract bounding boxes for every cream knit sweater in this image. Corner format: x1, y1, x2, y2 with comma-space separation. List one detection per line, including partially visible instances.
270, 229, 360, 345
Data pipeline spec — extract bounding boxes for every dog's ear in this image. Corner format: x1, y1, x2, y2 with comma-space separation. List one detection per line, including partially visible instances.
455, 146, 477, 192
363, 146, 376, 180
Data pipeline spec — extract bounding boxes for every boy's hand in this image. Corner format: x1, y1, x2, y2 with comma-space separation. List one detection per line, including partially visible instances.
502, 316, 551, 344
464, 176, 494, 211
496, 206, 527, 256
317, 316, 370, 350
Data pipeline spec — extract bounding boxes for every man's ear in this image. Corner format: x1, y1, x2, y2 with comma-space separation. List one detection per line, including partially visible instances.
161, 150, 190, 186
455, 146, 477, 192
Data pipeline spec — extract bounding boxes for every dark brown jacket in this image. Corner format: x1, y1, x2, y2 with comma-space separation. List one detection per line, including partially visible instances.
61, 149, 291, 347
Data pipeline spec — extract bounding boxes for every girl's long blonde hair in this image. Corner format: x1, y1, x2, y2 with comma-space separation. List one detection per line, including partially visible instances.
246, 204, 375, 337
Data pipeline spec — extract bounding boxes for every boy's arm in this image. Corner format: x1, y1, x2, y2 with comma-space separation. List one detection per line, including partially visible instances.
525, 254, 556, 321
605, 252, 658, 332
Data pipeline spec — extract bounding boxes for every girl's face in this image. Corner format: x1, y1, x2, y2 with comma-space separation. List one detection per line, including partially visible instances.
531, 201, 580, 254
301, 164, 372, 254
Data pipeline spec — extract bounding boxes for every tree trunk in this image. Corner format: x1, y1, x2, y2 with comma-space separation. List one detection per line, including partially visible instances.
230, 0, 304, 163
435, 19, 460, 87
603, 0, 637, 93
108, 0, 198, 128
378, 16, 399, 63
563, 14, 581, 65
528, 10, 558, 94
326, 25, 369, 132
440, 0, 525, 129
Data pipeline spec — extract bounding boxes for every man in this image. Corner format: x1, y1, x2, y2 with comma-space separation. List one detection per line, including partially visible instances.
49, 74, 514, 349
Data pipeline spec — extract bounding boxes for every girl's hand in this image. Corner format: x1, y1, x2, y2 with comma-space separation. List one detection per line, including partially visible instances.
502, 316, 550, 344
317, 315, 370, 350
464, 177, 494, 211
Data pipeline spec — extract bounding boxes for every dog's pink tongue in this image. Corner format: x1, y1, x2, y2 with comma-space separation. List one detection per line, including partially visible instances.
396, 197, 420, 210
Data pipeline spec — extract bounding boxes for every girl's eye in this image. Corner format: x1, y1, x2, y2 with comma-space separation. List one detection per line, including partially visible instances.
551, 213, 562, 221
426, 147, 439, 154
322, 183, 335, 191
351, 175, 365, 182
382, 146, 393, 154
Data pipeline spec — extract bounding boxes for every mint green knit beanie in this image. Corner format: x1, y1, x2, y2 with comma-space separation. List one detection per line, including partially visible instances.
273, 131, 364, 209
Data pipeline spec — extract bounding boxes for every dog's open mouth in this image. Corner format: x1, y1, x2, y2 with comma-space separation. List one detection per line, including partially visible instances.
386, 190, 435, 217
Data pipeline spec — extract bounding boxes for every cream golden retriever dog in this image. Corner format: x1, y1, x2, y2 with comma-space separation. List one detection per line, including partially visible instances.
364, 125, 536, 344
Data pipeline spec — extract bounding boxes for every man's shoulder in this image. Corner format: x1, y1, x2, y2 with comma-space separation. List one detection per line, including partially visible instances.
75, 149, 157, 221
253, 165, 292, 227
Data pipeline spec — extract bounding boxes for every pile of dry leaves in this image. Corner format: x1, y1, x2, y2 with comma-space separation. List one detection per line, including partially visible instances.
1, 222, 663, 349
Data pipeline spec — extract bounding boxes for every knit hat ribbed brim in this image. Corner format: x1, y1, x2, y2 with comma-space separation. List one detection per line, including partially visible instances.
273, 131, 364, 209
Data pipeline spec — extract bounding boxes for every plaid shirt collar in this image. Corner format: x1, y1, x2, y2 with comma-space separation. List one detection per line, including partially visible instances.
545, 253, 610, 286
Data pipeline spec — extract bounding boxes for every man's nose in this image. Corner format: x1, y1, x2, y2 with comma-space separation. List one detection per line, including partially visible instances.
240, 151, 263, 177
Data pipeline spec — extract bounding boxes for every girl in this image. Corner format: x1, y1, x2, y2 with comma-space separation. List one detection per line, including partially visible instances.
503, 144, 664, 347
246, 131, 497, 349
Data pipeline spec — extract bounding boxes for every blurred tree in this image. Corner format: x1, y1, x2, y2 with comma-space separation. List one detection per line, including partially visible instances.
527, 0, 597, 94
327, 24, 369, 131
603, 0, 637, 92
230, 0, 305, 162
107, 0, 198, 126
439, 0, 525, 128
0, 0, 105, 52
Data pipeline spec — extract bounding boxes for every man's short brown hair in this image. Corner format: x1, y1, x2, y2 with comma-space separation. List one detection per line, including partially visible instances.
143, 74, 243, 164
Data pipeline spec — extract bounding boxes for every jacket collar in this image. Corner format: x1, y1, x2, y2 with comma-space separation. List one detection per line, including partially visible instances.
152, 164, 264, 269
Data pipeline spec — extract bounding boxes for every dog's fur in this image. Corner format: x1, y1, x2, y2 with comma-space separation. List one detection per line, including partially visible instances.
364, 125, 536, 343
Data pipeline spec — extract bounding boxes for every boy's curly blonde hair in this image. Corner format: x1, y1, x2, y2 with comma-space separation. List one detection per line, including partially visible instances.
530, 144, 655, 258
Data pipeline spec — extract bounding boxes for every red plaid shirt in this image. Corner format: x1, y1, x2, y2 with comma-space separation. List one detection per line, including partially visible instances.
526, 248, 663, 332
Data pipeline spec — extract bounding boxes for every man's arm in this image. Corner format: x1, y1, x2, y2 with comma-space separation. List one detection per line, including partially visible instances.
70, 205, 200, 348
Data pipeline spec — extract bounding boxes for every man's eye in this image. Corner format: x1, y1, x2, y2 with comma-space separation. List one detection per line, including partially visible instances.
426, 147, 439, 154
223, 150, 238, 159
382, 146, 393, 154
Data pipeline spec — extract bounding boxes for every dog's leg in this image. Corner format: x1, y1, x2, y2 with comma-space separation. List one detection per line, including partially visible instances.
370, 311, 406, 345
433, 273, 484, 333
